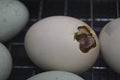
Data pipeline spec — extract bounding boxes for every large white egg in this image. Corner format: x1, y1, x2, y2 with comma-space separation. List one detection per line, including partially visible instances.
27, 71, 85, 80
0, 0, 29, 42
99, 18, 120, 73
0, 43, 12, 80
25, 16, 99, 73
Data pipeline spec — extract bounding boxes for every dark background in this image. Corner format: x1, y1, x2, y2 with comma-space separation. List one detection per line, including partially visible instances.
4, 0, 120, 80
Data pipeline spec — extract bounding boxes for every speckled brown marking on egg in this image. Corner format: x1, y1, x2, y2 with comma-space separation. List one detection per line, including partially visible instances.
74, 26, 96, 53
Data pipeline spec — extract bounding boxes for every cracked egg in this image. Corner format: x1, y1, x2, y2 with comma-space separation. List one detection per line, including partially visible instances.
25, 16, 99, 73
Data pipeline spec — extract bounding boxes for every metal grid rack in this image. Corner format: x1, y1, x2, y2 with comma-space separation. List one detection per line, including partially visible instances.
5, 0, 120, 80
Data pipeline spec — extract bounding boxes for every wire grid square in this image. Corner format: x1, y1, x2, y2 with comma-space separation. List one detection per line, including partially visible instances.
4, 0, 120, 80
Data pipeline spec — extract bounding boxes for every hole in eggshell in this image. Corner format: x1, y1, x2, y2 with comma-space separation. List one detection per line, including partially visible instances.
74, 26, 96, 53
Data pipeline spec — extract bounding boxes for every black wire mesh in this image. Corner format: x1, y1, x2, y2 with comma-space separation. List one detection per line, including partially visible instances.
4, 0, 120, 80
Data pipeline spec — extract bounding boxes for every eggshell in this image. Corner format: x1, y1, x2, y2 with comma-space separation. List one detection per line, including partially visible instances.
25, 16, 99, 73
99, 18, 120, 73
27, 71, 84, 80
0, 43, 12, 80
0, 0, 29, 42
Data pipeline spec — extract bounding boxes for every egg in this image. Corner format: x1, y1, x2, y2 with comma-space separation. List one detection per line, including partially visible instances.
0, 43, 12, 80
0, 0, 29, 42
25, 16, 99, 73
27, 71, 85, 80
99, 18, 120, 73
